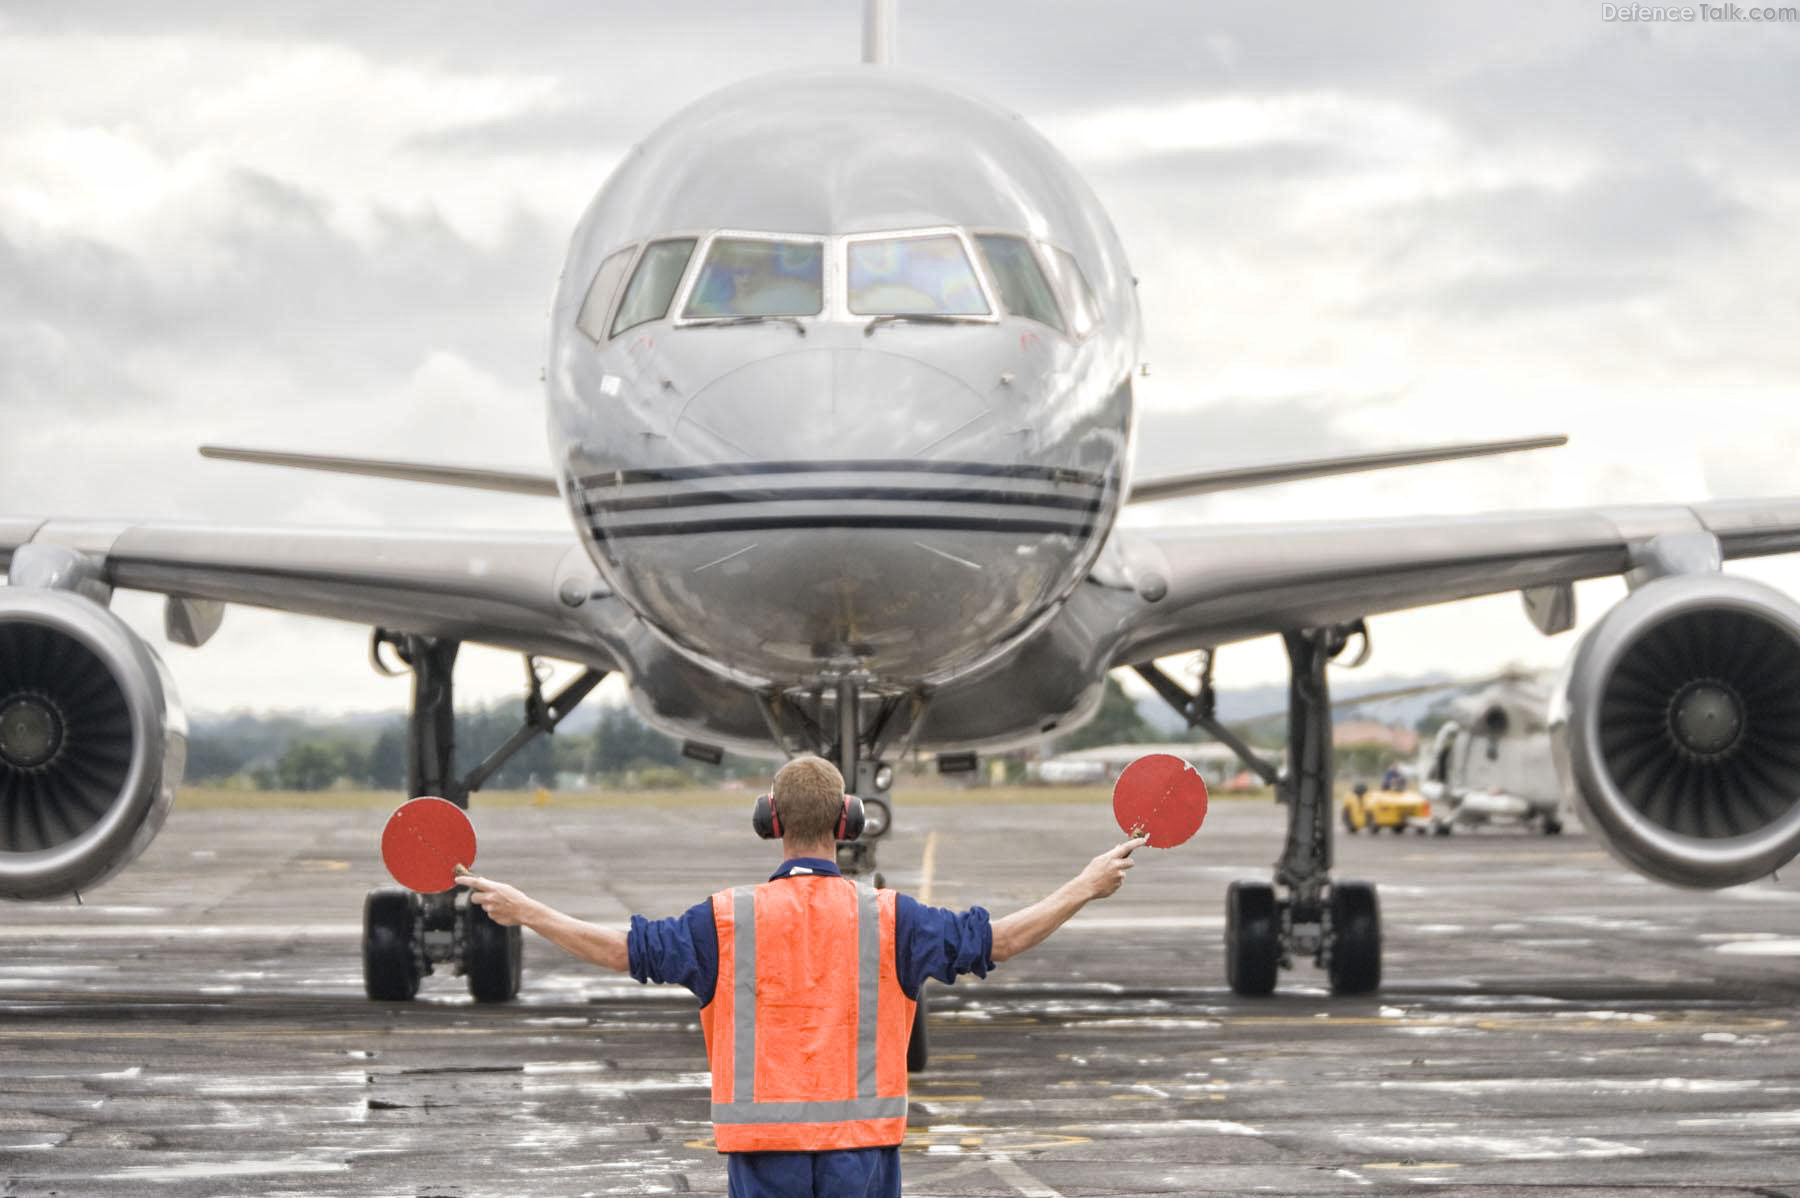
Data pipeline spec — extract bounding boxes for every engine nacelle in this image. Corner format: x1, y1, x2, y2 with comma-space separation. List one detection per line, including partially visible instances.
1553, 574, 1800, 889
0, 588, 186, 900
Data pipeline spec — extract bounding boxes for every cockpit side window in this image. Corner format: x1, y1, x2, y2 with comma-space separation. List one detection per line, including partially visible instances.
847, 234, 991, 316
683, 237, 824, 318
974, 234, 1065, 332
576, 246, 636, 343
1042, 244, 1101, 337
612, 238, 697, 337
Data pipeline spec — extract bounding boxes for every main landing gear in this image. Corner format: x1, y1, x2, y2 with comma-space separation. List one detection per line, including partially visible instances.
361, 632, 605, 1002
1136, 626, 1383, 998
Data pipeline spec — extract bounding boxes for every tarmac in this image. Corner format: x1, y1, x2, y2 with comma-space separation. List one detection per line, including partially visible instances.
4, 790, 1800, 1197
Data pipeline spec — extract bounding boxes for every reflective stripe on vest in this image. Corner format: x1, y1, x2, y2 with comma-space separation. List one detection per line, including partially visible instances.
703, 877, 911, 1151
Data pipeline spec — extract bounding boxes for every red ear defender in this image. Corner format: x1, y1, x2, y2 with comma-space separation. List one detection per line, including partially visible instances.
838, 794, 865, 841
751, 793, 781, 839
753, 793, 862, 841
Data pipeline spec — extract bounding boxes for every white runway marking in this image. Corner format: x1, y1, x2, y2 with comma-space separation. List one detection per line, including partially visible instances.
907, 1153, 1068, 1198
1715, 938, 1800, 956
100, 1156, 350, 1181
988, 1153, 1067, 1198
1063, 914, 1225, 930
1341, 1132, 1644, 1160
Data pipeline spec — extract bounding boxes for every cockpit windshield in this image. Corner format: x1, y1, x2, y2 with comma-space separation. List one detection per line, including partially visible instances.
974, 234, 1064, 332
683, 237, 824, 318
847, 233, 990, 317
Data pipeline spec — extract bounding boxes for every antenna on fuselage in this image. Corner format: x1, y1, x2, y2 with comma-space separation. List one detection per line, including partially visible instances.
862, 0, 895, 64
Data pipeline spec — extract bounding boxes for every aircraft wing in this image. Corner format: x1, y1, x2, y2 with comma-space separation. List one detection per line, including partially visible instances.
1102, 497, 1800, 665
0, 516, 609, 664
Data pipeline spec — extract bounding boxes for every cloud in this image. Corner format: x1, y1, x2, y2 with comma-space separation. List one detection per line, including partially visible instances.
3, 1, 1799, 714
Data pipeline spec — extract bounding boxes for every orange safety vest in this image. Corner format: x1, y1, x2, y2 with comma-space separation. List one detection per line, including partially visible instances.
700, 875, 914, 1152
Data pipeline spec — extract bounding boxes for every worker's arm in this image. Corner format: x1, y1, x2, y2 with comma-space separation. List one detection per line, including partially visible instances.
990, 836, 1147, 963
457, 876, 629, 973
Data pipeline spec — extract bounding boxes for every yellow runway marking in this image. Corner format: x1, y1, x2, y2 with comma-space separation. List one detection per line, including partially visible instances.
919, 829, 939, 905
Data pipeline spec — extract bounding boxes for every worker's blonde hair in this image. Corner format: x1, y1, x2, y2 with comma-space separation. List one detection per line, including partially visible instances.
772, 755, 846, 842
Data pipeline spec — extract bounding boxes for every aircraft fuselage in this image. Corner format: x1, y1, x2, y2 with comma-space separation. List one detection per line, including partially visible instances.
546, 68, 1140, 720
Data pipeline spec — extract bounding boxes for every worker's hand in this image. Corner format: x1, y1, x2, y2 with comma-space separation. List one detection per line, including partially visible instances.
456, 874, 537, 927
1075, 837, 1147, 901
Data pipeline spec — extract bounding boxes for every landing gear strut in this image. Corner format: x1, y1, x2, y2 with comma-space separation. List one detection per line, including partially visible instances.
361, 632, 604, 1002
1137, 628, 1383, 997
767, 674, 925, 1064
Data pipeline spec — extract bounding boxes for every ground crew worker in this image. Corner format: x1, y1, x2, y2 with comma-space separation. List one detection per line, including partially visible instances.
459, 755, 1145, 1198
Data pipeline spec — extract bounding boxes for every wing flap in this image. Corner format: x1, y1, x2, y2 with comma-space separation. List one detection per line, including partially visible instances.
1103, 499, 1800, 665
5, 518, 608, 665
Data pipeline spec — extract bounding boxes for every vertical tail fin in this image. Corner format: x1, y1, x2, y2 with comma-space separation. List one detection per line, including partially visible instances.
862, 0, 895, 64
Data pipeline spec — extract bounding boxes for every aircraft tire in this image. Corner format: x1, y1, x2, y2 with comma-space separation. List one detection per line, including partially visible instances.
1327, 881, 1381, 996
1542, 818, 1564, 836
1433, 822, 1453, 837
1225, 881, 1280, 997
907, 987, 929, 1072
463, 900, 523, 1002
363, 886, 421, 1001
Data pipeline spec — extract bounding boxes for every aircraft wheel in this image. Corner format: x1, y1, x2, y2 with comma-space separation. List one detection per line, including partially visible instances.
1327, 881, 1382, 996
1433, 822, 1453, 837
1225, 881, 1280, 997
907, 986, 929, 1072
1542, 818, 1564, 836
363, 887, 421, 1001
463, 900, 523, 1002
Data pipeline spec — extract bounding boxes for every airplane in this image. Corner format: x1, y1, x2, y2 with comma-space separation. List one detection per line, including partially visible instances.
7, 9, 1800, 1020
1418, 673, 1569, 837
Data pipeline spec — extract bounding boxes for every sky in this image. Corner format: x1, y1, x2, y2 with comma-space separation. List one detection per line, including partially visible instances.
2, 2, 1797, 717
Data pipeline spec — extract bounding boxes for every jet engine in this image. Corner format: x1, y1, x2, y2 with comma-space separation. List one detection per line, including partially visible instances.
1554, 573, 1800, 888
0, 588, 186, 900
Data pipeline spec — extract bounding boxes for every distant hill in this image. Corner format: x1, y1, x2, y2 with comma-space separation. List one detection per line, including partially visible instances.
1134, 672, 1456, 734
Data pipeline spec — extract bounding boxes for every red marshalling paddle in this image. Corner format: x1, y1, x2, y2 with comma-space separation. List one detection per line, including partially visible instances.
1112, 753, 1209, 851
380, 796, 477, 893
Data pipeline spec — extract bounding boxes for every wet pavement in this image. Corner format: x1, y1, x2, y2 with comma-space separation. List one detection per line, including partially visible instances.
4, 791, 1800, 1196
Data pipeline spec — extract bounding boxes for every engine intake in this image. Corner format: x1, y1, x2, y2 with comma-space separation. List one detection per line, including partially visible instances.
1555, 573, 1800, 888
0, 589, 185, 900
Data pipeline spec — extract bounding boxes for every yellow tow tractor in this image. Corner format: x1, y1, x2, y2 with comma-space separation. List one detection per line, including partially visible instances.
1341, 780, 1431, 835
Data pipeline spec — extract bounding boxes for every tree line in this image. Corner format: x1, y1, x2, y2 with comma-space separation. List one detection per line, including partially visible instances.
186, 676, 1430, 792
186, 703, 755, 792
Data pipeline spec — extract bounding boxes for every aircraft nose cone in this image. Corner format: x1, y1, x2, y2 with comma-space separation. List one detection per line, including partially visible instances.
674, 348, 989, 459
